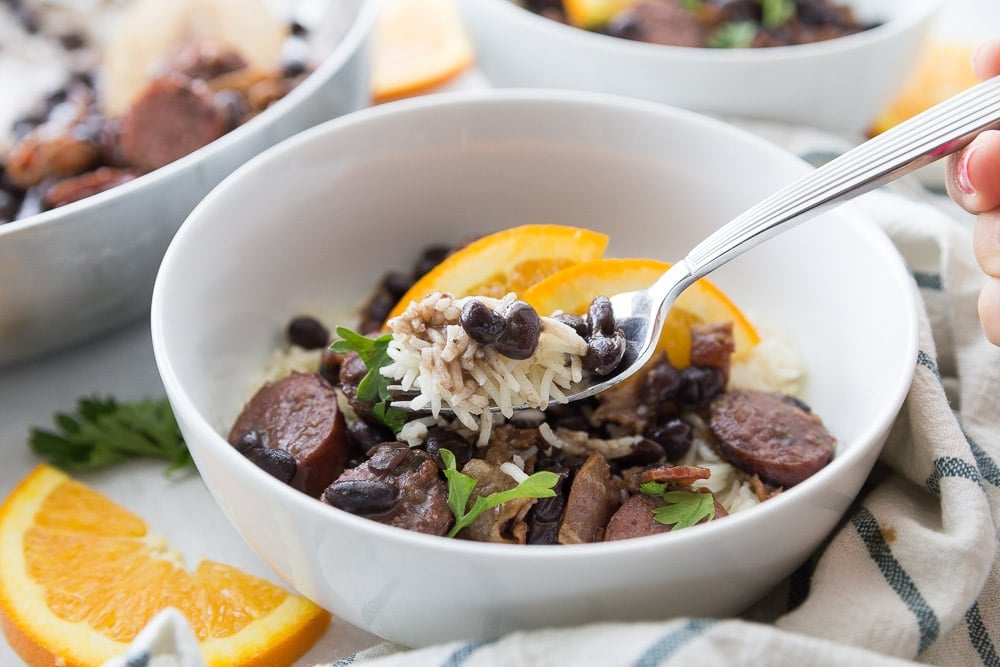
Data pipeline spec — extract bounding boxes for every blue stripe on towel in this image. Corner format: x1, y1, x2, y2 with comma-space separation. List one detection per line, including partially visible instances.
912, 272, 942, 290
966, 602, 1000, 667
441, 638, 498, 667
967, 435, 1000, 488
926, 456, 984, 496
852, 507, 939, 655
633, 618, 718, 666
916, 350, 940, 378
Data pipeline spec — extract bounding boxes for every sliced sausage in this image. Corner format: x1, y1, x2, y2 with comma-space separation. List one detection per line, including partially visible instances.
228, 371, 349, 497
557, 452, 620, 544
604, 492, 727, 542
42, 167, 138, 209
690, 321, 735, 383
709, 390, 835, 488
323, 444, 451, 536
118, 73, 227, 172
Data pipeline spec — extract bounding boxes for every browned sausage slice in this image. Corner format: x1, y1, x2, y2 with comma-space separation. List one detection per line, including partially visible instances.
709, 390, 835, 488
42, 167, 138, 209
118, 73, 227, 172
558, 452, 620, 544
605, 493, 727, 542
228, 372, 349, 497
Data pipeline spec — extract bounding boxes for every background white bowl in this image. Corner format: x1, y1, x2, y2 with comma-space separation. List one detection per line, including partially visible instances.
459, 0, 942, 136
152, 90, 918, 647
0, 0, 377, 368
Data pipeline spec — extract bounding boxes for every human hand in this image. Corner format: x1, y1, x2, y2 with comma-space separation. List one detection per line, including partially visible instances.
946, 41, 1000, 345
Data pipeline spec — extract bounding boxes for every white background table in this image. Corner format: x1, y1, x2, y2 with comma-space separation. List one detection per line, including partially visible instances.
2, 2, 998, 664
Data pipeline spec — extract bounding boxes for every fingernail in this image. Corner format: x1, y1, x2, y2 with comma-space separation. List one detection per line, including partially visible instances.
957, 145, 977, 195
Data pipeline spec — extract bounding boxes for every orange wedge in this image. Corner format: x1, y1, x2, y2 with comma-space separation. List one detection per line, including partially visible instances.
0, 465, 330, 667
522, 258, 759, 367
386, 224, 609, 322
562, 0, 639, 29
872, 42, 979, 134
372, 0, 475, 103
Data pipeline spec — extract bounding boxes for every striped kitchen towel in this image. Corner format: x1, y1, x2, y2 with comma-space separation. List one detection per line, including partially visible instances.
321, 127, 1000, 666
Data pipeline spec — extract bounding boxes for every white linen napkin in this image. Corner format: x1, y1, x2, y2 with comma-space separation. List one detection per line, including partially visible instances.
108, 123, 1000, 667
321, 123, 1000, 666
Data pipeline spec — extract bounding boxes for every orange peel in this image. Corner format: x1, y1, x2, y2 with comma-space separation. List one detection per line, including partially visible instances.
372, 0, 475, 103
386, 224, 609, 322
0, 464, 330, 667
522, 257, 759, 367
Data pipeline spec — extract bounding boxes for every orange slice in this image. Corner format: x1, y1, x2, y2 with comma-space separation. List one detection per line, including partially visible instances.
522, 258, 759, 367
872, 42, 979, 134
386, 224, 609, 322
0, 465, 330, 667
372, 0, 475, 103
562, 0, 639, 29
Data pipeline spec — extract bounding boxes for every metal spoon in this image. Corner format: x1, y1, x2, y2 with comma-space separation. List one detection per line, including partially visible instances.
567, 74, 1000, 404
394, 75, 1000, 413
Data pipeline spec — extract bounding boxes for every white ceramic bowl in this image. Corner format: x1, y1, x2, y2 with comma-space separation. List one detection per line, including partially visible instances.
459, 0, 942, 135
0, 0, 377, 368
151, 90, 919, 647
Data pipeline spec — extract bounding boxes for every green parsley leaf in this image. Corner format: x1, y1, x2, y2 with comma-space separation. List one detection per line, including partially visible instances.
650, 490, 716, 530
680, 0, 703, 12
330, 326, 407, 433
440, 448, 560, 538
29, 396, 192, 476
707, 21, 758, 48
760, 0, 796, 29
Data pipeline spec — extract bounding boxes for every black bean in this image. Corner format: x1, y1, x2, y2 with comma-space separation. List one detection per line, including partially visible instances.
281, 59, 309, 78
641, 361, 682, 404
784, 395, 812, 413
677, 366, 725, 410
495, 300, 541, 360
413, 244, 451, 278
583, 330, 626, 375
460, 299, 506, 345
347, 419, 394, 455
233, 428, 268, 453
423, 427, 474, 471
526, 494, 566, 545
383, 271, 415, 298
289, 19, 308, 36
323, 479, 399, 515
58, 32, 86, 50
645, 418, 692, 461
554, 312, 590, 338
247, 447, 297, 484
615, 438, 666, 467
358, 285, 396, 333
318, 348, 343, 385
586, 296, 616, 337
287, 315, 329, 350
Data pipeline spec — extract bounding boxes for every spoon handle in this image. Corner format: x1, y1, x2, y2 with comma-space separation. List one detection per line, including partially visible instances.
683, 75, 1000, 279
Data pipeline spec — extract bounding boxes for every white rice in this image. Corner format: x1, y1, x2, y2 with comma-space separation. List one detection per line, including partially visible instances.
382, 292, 589, 433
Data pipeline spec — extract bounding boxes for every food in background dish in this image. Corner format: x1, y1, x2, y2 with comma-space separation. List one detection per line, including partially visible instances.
524, 0, 880, 48
372, 0, 475, 103
0, 0, 324, 224
226, 225, 836, 544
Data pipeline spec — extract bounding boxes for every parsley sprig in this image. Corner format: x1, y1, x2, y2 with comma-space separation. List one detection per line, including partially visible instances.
640, 481, 716, 530
330, 326, 407, 433
29, 396, 192, 475
440, 449, 559, 538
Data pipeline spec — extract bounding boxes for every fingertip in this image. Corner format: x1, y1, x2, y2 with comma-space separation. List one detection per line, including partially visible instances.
971, 41, 1000, 81
948, 131, 1000, 213
978, 278, 1000, 346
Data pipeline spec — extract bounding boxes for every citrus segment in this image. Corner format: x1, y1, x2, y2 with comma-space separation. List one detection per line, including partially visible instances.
0, 464, 330, 667
561, 0, 639, 29
522, 258, 759, 367
386, 224, 609, 322
372, 0, 475, 103
872, 42, 979, 134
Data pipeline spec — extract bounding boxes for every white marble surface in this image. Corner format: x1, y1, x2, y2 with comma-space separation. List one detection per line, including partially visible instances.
0, 1, 995, 664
